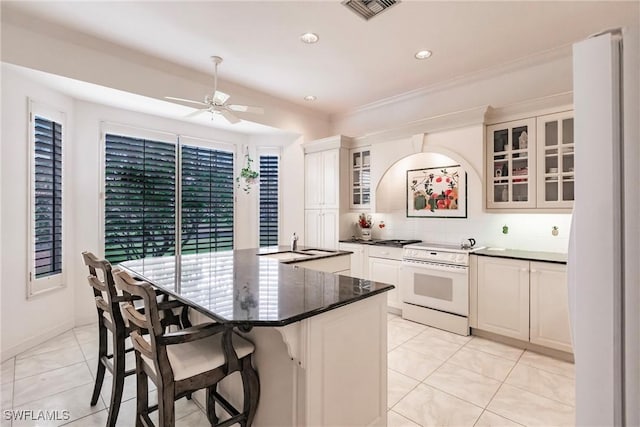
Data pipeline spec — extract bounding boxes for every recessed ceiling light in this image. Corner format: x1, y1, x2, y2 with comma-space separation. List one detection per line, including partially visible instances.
304, 95, 317, 101
300, 32, 319, 44
415, 50, 432, 60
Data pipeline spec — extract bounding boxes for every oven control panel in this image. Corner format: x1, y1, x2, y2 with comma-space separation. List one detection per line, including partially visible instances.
402, 248, 469, 266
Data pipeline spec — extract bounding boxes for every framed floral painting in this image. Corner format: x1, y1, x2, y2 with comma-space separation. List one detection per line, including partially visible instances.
406, 165, 467, 218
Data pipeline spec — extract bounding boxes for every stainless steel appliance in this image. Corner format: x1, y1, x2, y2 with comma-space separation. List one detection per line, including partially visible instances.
400, 242, 476, 335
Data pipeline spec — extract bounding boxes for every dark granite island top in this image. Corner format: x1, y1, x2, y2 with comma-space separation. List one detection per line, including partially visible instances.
120, 247, 394, 328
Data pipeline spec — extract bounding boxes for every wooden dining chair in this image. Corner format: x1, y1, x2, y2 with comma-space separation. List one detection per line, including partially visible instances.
82, 252, 190, 427
113, 268, 260, 427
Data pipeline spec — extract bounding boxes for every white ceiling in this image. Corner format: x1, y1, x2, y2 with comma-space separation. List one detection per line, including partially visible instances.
3, 1, 638, 116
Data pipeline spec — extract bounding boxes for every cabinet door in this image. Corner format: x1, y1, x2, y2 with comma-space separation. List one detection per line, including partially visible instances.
369, 257, 400, 310
530, 262, 573, 352
350, 148, 371, 209
338, 243, 363, 278
477, 257, 530, 340
321, 150, 339, 209
486, 119, 537, 209
304, 210, 322, 248
305, 152, 323, 208
536, 111, 575, 208
320, 210, 338, 250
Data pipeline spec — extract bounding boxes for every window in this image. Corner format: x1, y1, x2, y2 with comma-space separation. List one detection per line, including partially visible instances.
103, 131, 235, 264
104, 134, 177, 264
181, 145, 234, 253
29, 101, 65, 296
259, 153, 279, 247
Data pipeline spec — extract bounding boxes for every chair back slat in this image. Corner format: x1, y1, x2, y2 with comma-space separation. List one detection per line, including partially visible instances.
113, 269, 175, 381
82, 251, 128, 329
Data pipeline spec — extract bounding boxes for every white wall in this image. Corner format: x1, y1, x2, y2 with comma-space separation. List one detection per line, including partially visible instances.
348, 126, 571, 253
1, 66, 77, 360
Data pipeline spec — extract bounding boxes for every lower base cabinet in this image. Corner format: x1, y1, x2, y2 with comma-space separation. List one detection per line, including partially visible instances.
368, 246, 403, 311
530, 261, 572, 353
475, 255, 572, 353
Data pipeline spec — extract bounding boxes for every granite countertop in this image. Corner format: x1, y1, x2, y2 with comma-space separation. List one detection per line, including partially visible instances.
120, 247, 393, 327
472, 247, 568, 264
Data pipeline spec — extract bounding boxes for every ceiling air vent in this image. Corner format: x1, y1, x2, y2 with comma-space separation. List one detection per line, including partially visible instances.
342, 0, 400, 21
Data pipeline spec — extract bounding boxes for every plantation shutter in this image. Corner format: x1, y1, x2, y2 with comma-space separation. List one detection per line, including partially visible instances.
181, 145, 234, 253
33, 116, 63, 278
259, 155, 279, 247
104, 134, 176, 264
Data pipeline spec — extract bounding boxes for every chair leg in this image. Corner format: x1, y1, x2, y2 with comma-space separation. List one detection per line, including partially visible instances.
241, 356, 260, 427
90, 319, 108, 406
135, 356, 148, 427
158, 383, 175, 427
205, 385, 219, 425
106, 332, 126, 427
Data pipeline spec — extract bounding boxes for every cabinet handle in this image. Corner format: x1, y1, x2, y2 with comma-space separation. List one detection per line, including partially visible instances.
520, 268, 529, 272
530, 269, 538, 274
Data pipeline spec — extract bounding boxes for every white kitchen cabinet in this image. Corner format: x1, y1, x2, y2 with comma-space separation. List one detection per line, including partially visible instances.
350, 147, 371, 209
338, 243, 369, 279
477, 256, 530, 341
305, 209, 338, 250
304, 148, 340, 209
303, 136, 351, 250
475, 255, 573, 353
529, 261, 572, 352
536, 111, 575, 208
368, 246, 403, 311
486, 119, 537, 209
486, 109, 574, 211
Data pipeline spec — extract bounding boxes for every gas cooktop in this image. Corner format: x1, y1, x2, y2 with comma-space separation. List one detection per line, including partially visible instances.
340, 239, 422, 247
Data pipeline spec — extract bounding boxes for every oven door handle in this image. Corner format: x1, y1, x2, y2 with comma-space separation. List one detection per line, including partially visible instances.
402, 260, 468, 273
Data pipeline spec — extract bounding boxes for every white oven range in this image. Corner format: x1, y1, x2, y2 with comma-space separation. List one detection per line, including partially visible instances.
400, 242, 479, 336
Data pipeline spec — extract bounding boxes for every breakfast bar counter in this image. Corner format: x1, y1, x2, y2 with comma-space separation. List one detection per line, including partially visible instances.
121, 248, 393, 426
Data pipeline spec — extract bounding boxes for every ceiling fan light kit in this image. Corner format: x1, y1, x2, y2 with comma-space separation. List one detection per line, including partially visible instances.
164, 55, 264, 124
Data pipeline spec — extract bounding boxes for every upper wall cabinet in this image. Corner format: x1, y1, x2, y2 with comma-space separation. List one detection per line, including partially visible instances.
486, 110, 574, 211
305, 149, 341, 209
536, 111, 575, 208
350, 147, 371, 210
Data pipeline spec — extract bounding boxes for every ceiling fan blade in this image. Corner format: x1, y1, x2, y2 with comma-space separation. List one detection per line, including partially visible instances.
185, 108, 209, 119
219, 109, 241, 124
228, 104, 264, 114
165, 96, 208, 106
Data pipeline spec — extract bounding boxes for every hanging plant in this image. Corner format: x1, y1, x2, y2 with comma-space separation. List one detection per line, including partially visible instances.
236, 153, 259, 194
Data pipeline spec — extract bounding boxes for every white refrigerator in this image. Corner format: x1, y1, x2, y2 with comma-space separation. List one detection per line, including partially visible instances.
570, 27, 639, 425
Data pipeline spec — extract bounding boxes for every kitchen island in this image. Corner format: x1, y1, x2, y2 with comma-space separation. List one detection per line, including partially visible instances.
121, 248, 393, 426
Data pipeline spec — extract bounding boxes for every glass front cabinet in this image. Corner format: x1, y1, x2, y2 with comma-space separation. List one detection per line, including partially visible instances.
536, 112, 574, 208
486, 119, 537, 209
350, 147, 371, 209
486, 110, 574, 210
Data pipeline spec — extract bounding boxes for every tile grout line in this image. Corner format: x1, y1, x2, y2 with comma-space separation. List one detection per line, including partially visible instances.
480, 349, 528, 426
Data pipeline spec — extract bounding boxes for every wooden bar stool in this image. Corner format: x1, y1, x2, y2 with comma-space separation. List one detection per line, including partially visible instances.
82, 252, 189, 427
113, 268, 260, 427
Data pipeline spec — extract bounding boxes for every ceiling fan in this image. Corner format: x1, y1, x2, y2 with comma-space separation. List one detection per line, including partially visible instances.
165, 56, 264, 124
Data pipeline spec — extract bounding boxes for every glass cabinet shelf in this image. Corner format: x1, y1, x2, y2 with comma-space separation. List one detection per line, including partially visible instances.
351, 147, 371, 209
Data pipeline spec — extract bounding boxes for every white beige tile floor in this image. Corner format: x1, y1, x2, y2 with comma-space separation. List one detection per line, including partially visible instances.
0, 316, 575, 426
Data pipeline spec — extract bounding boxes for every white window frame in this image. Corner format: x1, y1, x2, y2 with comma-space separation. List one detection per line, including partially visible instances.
28, 99, 67, 297
256, 146, 282, 247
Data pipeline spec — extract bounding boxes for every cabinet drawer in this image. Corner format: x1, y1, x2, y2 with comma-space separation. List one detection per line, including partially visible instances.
368, 246, 403, 260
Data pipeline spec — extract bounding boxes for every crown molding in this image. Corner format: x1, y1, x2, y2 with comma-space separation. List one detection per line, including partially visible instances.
334, 44, 573, 120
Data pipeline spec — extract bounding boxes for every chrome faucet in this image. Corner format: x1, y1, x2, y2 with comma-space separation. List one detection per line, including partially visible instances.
291, 232, 298, 251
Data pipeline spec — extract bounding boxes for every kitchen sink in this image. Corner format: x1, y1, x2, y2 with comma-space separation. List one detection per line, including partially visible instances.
299, 249, 337, 255
259, 251, 314, 261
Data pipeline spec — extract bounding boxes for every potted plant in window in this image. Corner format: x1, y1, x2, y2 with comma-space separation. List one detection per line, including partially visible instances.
236, 153, 259, 194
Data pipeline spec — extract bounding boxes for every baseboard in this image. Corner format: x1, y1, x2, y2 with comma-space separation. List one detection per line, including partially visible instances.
471, 328, 574, 362
1, 320, 75, 362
